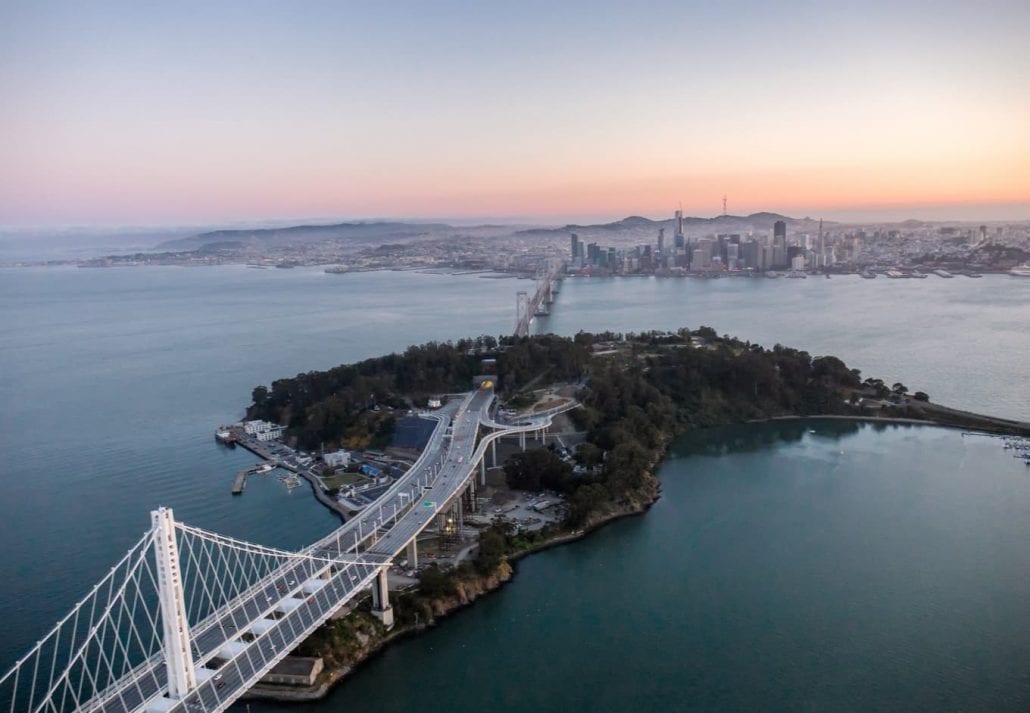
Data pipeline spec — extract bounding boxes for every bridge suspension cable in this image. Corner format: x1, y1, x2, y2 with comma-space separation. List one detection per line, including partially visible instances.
0, 512, 388, 713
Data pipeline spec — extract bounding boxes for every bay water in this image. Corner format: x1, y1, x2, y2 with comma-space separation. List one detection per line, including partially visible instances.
1, 267, 1028, 710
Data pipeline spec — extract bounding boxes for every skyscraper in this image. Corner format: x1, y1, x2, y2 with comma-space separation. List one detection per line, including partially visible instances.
570, 233, 580, 260
674, 210, 685, 249
773, 220, 788, 269
657, 228, 665, 256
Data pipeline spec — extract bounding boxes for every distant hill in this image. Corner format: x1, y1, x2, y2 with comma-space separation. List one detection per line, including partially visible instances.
156, 221, 454, 251
516, 212, 824, 238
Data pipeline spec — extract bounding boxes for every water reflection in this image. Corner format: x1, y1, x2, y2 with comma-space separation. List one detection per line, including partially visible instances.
673, 418, 927, 457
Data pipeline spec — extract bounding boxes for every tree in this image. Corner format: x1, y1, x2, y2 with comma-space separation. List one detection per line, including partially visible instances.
566, 483, 609, 527
474, 524, 509, 574
892, 382, 909, 395
913, 391, 929, 402
417, 564, 456, 598
576, 442, 602, 468
504, 448, 574, 492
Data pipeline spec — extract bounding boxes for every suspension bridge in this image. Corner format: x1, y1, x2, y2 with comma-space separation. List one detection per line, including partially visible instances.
0, 387, 577, 713
514, 261, 564, 338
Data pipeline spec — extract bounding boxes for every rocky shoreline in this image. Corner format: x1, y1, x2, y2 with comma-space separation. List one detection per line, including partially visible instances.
242, 403, 1030, 705
244, 467, 664, 703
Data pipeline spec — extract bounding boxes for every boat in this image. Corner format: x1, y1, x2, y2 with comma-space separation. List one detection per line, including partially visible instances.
932, 269, 954, 278
1009, 264, 1030, 277
860, 270, 876, 279
910, 270, 928, 279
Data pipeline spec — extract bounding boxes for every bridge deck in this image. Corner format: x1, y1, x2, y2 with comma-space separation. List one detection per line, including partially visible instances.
85, 389, 571, 713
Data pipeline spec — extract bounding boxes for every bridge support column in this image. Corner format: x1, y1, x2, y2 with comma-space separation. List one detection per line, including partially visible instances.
151, 508, 197, 700
454, 498, 464, 533
467, 479, 477, 513
406, 539, 419, 569
491, 439, 497, 467
371, 567, 394, 629
519, 431, 526, 451
479, 457, 486, 486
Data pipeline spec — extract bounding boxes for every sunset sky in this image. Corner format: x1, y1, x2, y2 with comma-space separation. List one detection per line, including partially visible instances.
2, 0, 1028, 226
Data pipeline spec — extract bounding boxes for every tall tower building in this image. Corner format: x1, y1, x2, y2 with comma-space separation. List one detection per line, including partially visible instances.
570, 233, 580, 260
773, 220, 788, 269
657, 228, 665, 256
674, 210, 685, 249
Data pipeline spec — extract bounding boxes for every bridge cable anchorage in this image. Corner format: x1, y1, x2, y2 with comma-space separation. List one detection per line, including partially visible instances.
0, 510, 392, 713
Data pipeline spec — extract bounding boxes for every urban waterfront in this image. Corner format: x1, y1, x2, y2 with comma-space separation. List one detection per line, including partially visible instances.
2, 266, 1029, 710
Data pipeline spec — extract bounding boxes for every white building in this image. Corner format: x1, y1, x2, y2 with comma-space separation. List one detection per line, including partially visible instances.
255, 426, 284, 442
324, 449, 351, 468
244, 420, 284, 441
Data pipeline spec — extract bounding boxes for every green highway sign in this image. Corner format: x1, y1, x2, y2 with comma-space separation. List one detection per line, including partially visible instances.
422, 501, 436, 508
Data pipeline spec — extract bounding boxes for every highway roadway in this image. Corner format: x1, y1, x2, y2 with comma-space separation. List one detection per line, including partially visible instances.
87, 387, 568, 713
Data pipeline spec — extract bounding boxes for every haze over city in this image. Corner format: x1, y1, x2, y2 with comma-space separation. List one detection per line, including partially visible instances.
2, 0, 1029, 227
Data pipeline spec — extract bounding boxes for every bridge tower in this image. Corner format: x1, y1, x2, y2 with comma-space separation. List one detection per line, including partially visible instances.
515, 291, 530, 337
371, 568, 395, 629
151, 507, 197, 700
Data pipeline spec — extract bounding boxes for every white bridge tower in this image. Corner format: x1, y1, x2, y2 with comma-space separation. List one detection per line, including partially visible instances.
151, 507, 197, 700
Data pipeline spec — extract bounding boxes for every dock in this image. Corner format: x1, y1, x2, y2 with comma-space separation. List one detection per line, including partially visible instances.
231, 468, 249, 494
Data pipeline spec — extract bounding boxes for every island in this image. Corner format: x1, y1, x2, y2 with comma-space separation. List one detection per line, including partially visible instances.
233, 329, 1030, 701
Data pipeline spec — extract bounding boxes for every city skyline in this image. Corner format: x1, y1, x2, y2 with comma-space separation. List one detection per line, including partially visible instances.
2, 0, 1029, 227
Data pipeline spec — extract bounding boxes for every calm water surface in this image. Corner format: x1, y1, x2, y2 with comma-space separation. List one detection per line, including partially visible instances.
1, 267, 1028, 710
538, 274, 1030, 421
252, 422, 1030, 712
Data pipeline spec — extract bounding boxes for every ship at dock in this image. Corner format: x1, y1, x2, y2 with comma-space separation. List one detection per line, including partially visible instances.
1009, 264, 1030, 277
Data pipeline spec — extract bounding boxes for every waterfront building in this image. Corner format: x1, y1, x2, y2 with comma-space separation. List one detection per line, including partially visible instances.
243, 420, 283, 439
324, 449, 351, 468
773, 220, 788, 269
726, 243, 740, 269
742, 239, 760, 270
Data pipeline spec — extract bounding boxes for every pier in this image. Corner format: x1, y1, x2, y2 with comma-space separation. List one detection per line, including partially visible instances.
231, 469, 248, 494
222, 428, 353, 521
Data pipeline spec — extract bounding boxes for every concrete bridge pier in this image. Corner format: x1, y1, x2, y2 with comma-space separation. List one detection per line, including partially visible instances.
491, 439, 497, 467
519, 431, 526, 450
370, 567, 394, 629
454, 498, 464, 532
479, 456, 486, 485
406, 539, 418, 569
